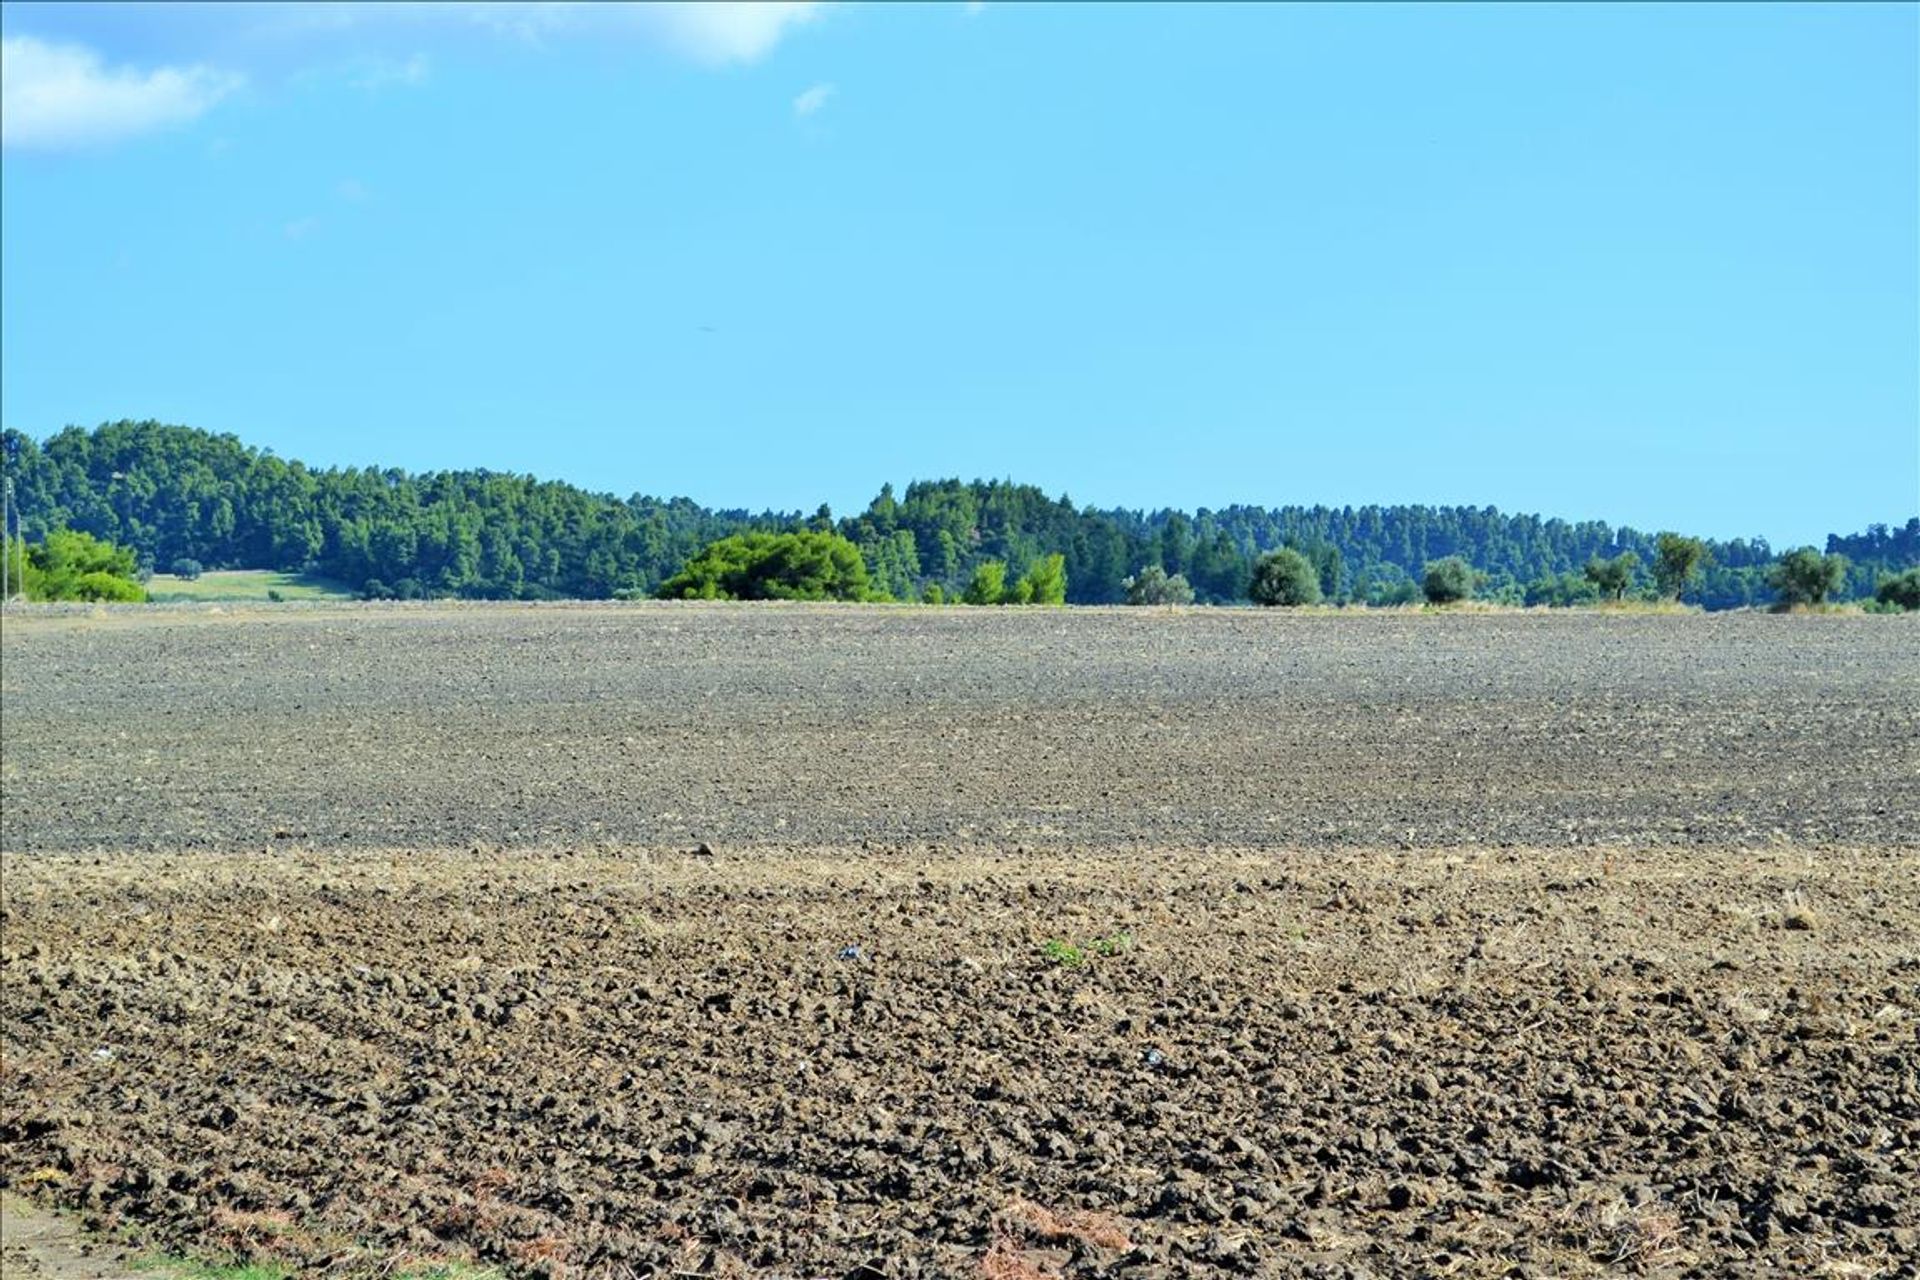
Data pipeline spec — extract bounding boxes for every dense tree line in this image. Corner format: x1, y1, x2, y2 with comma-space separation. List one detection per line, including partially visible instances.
2, 422, 783, 600
1827, 520, 1920, 602
4, 421, 1914, 609
842, 479, 1840, 609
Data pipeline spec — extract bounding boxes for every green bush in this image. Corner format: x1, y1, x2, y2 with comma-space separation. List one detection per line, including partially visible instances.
1249, 548, 1321, 607
20, 529, 146, 602
70, 570, 147, 602
1421, 556, 1476, 605
1874, 567, 1920, 612
1769, 547, 1848, 607
963, 560, 1007, 605
658, 530, 875, 602
1523, 570, 1601, 607
169, 557, 204, 580
1013, 553, 1067, 605
922, 583, 946, 605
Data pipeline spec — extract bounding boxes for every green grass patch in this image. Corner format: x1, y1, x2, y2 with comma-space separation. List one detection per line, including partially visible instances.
145, 569, 358, 603
135, 1258, 291, 1280
1040, 931, 1134, 967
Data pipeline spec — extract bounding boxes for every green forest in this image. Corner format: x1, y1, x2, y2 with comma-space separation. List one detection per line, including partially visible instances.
4, 421, 1916, 609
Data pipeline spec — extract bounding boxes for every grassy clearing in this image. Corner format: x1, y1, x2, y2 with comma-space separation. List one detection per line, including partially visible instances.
145, 570, 358, 603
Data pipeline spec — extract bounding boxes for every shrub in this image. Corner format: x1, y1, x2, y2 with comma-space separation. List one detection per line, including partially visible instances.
20, 530, 146, 602
1249, 548, 1321, 607
266, 588, 285, 603
1365, 569, 1423, 607
169, 557, 204, 580
1422, 556, 1476, 604
1012, 553, 1067, 605
1523, 571, 1601, 608
1874, 567, 1920, 612
1124, 565, 1195, 606
922, 583, 945, 605
68, 570, 147, 602
658, 530, 874, 602
963, 560, 1008, 605
1769, 547, 1848, 607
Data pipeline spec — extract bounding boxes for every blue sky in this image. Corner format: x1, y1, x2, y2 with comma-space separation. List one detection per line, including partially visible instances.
2, 2, 1914, 546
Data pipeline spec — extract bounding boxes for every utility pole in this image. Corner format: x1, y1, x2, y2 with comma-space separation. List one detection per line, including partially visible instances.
3, 474, 23, 603
2, 475, 14, 602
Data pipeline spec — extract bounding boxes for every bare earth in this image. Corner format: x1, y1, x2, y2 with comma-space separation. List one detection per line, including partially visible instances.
2, 604, 1917, 1279
1, 1193, 146, 1279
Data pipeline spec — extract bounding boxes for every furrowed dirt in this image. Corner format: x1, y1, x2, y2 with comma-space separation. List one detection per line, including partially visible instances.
2, 605, 1917, 1278
3, 848, 1916, 1278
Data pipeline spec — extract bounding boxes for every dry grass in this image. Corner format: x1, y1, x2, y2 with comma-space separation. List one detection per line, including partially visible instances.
1781, 888, 1818, 931
978, 1235, 1062, 1280
1000, 1197, 1132, 1250
204, 1206, 311, 1256
1554, 1191, 1692, 1270
506, 1235, 568, 1264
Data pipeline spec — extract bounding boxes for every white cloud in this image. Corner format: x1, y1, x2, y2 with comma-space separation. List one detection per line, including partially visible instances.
793, 81, 834, 117
347, 52, 430, 91
336, 178, 369, 202
1, 35, 243, 150
360, 2, 823, 64
642, 2, 824, 65
965, 1, 987, 14
283, 215, 320, 240
0, 3, 821, 151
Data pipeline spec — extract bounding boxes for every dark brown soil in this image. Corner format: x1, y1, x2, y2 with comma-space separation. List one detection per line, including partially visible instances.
3, 847, 1917, 1278
2, 604, 1916, 1278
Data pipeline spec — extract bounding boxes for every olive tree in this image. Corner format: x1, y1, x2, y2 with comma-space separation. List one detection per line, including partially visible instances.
1249, 548, 1321, 607
1769, 548, 1848, 607
1652, 534, 1708, 600
1874, 568, 1920, 612
1421, 556, 1476, 605
1584, 550, 1640, 602
1124, 565, 1195, 606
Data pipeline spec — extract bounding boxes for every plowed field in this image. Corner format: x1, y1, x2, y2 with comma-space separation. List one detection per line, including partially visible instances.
3, 604, 1916, 1278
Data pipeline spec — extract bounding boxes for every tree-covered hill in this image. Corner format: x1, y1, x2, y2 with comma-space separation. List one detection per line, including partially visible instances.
3, 422, 784, 601
4, 421, 1913, 608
